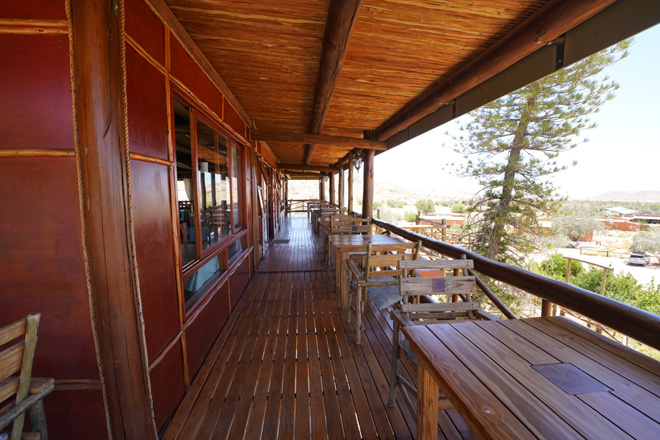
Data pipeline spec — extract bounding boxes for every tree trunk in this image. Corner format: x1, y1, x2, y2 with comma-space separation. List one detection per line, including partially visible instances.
488, 82, 539, 259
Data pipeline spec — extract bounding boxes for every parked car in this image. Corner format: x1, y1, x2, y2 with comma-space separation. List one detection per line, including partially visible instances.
627, 252, 651, 266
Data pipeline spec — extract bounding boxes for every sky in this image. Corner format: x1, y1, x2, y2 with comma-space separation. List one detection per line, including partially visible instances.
375, 23, 660, 200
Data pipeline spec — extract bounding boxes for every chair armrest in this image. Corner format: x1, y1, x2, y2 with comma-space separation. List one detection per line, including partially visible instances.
390, 310, 415, 328
475, 310, 499, 321
346, 258, 365, 283
0, 379, 53, 430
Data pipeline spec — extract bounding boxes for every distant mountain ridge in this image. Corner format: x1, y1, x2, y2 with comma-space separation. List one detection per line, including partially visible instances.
582, 191, 660, 202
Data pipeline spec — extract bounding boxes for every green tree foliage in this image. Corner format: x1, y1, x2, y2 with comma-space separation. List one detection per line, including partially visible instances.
632, 228, 660, 264
415, 199, 435, 214
452, 42, 629, 264
451, 202, 467, 213
552, 204, 603, 241
404, 211, 418, 222
532, 254, 660, 315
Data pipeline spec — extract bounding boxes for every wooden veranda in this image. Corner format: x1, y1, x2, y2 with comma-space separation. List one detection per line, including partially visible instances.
163, 214, 472, 440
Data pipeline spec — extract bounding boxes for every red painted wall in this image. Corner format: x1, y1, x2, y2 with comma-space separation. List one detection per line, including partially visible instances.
0, 1, 106, 437
1, 0, 255, 436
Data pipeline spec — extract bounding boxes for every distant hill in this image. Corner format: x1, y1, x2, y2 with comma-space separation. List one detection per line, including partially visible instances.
582, 191, 660, 202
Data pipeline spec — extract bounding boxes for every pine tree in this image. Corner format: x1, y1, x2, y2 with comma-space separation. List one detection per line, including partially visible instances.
452, 41, 629, 264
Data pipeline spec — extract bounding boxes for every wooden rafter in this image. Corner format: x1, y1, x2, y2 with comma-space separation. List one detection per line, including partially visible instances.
253, 130, 385, 150
278, 163, 339, 173
304, 0, 366, 164
285, 171, 322, 177
374, 0, 618, 142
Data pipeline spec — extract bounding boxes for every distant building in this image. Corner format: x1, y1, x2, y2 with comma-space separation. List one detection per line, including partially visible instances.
603, 207, 638, 218
419, 215, 465, 228
633, 215, 660, 225
601, 218, 641, 232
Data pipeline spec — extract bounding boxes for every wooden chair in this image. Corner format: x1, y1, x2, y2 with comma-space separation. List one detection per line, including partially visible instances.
324, 215, 371, 266
387, 257, 483, 414
0, 314, 54, 440
346, 241, 421, 344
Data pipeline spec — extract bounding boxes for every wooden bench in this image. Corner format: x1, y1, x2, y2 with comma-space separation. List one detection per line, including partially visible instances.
0, 314, 54, 440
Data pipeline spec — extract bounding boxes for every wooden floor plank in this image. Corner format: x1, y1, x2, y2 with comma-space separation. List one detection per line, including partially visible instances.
164, 213, 474, 440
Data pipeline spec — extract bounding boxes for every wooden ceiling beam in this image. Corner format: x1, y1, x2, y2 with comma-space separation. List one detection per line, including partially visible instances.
374, 0, 618, 142
279, 163, 339, 173
253, 130, 385, 150
304, 0, 366, 164
285, 171, 323, 179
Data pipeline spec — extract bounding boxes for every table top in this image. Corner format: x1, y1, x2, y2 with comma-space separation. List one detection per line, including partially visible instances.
403, 316, 660, 439
329, 233, 407, 249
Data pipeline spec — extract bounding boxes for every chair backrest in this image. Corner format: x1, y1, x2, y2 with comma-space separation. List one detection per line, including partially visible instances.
397, 259, 479, 319
363, 242, 421, 282
331, 216, 371, 235
0, 313, 40, 437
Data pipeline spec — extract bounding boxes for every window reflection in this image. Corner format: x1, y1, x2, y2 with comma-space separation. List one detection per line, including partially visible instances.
183, 255, 224, 311
174, 101, 196, 267
228, 238, 243, 264
231, 144, 242, 230
197, 118, 231, 250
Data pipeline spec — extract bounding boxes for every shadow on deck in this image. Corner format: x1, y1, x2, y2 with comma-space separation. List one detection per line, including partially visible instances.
164, 214, 472, 439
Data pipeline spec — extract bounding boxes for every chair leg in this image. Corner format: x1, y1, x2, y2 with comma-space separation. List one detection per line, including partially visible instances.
389, 321, 401, 407
355, 287, 363, 344
28, 399, 48, 440
346, 272, 353, 322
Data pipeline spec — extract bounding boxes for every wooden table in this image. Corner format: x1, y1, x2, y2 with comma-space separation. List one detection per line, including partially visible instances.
404, 316, 660, 439
329, 234, 408, 309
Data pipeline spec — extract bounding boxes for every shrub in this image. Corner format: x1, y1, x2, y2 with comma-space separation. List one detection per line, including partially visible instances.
415, 199, 435, 214
404, 212, 418, 222
451, 202, 467, 213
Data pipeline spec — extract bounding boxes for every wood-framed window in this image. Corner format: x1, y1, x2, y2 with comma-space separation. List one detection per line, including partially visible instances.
172, 94, 246, 312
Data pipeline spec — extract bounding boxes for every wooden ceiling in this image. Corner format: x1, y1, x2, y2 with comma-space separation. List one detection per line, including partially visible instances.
165, 0, 617, 172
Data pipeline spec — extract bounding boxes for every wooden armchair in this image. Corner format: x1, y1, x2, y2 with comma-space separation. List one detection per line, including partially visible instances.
324, 215, 371, 266
388, 257, 484, 414
0, 314, 53, 440
345, 241, 421, 344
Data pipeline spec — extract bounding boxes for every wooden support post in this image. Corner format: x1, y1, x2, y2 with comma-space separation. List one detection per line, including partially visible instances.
329, 173, 335, 204
362, 149, 374, 218
319, 176, 326, 201
442, 218, 447, 241
251, 148, 260, 270
338, 158, 344, 209
70, 0, 157, 438
348, 151, 354, 214
285, 178, 289, 212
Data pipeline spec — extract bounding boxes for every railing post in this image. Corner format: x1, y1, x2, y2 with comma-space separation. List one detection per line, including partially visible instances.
541, 300, 553, 317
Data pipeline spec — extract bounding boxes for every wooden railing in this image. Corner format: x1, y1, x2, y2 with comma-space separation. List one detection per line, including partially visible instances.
371, 218, 660, 351
286, 199, 319, 213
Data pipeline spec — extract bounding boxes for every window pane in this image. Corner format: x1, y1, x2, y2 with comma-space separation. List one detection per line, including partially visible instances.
197, 118, 230, 250
228, 237, 243, 264
174, 101, 196, 267
231, 144, 243, 230
183, 255, 224, 310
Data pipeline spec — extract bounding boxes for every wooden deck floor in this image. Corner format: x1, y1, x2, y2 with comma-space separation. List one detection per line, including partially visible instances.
164, 214, 473, 440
